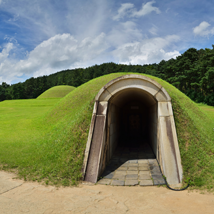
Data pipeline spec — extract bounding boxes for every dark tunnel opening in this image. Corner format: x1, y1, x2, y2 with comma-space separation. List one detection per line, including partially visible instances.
107, 88, 158, 161
119, 100, 150, 147
115, 100, 156, 160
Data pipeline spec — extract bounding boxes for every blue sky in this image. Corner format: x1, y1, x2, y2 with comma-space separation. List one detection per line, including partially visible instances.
0, 0, 214, 84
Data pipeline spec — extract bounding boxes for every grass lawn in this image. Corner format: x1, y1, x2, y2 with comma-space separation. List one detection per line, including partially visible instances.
0, 73, 214, 189
0, 98, 61, 180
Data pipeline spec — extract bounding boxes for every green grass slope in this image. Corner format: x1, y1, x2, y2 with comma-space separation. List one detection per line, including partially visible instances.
37, 85, 75, 99
0, 73, 214, 189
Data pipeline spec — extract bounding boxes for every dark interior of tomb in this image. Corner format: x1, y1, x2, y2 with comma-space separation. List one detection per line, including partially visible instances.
106, 86, 158, 163
118, 100, 149, 146
115, 100, 156, 159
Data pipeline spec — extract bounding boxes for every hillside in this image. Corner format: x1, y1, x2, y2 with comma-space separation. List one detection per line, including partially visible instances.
37, 85, 75, 99
0, 73, 214, 189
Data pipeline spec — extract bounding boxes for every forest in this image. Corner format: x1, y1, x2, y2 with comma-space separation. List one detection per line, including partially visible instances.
0, 46, 214, 106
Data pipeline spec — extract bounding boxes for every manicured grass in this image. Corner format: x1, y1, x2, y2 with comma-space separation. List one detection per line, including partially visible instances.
0, 73, 214, 189
37, 85, 75, 99
0, 98, 61, 177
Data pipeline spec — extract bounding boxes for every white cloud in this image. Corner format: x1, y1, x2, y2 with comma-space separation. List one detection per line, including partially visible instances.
114, 1, 160, 21
193, 21, 214, 36
0, 33, 110, 83
108, 21, 143, 46
132, 1, 161, 17
113, 35, 180, 65
0, 43, 13, 62
113, 3, 134, 21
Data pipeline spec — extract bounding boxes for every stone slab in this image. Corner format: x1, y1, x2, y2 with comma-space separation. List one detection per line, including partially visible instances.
139, 174, 151, 180
125, 180, 139, 186
150, 167, 161, 174
138, 160, 148, 164
152, 175, 165, 181
112, 174, 125, 180
151, 171, 162, 175
126, 174, 138, 180
111, 180, 125, 186
117, 167, 128, 171
153, 179, 166, 185
138, 163, 148, 167
128, 163, 138, 167
139, 166, 149, 171
126, 171, 138, 175
140, 180, 153, 186
128, 167, 138, 171
139, 171, 150, 175
114, 171, 126, 176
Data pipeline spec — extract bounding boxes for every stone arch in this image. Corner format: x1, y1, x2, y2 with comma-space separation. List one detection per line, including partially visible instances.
82, 74, 183, 185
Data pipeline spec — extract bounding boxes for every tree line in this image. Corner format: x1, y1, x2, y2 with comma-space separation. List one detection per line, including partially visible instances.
0, 45, 214, 105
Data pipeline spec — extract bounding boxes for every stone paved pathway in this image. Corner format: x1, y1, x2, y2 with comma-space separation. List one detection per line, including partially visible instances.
98, 142, 166, 186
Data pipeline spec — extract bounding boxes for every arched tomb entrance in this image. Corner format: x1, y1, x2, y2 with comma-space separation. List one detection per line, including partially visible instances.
82, 75, 183, 185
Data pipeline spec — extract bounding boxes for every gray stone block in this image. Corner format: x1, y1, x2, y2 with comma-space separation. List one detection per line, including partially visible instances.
152, 175, 165, 180
150, 166, 161, 174
114, 171, 126, 175
139, 174, 151, 180
111, 180, 125, 186
153, 179, 166, 185
128, 163, 138, 166
125, 180, 139, 186
112, 174, 125, 180
139, 171, 150, 175
139, 166, 149, 171
128, 167, 138, 171
139, 180, 153, 186
138, 163, 148, 167
127, 171, 138, 174
126, 174, 138, 180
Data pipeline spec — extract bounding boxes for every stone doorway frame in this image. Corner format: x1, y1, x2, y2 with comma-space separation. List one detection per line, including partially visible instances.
82, 74, 183, 185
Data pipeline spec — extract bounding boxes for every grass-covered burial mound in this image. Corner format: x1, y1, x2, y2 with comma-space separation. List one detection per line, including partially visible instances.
37, 85, 75, 99
0, 73, 213, 189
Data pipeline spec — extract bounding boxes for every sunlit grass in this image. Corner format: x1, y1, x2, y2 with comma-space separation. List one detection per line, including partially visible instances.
37, 85, 75, 99
0, 98, 61, 175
